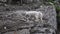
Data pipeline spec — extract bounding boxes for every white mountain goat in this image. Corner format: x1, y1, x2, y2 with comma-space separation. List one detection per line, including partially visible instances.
25, 11, 43, 23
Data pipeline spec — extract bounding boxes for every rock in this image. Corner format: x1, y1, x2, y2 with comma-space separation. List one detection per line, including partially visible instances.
0, 4, 56, 34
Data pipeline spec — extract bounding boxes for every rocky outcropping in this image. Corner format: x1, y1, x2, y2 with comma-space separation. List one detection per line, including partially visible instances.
0, 5, 57, 34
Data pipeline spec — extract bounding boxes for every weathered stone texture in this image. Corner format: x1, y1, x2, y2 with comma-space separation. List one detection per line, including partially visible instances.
0, 5, 57, 34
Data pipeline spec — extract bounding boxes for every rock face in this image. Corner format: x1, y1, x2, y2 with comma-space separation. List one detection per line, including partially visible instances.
0, 5, 57, 34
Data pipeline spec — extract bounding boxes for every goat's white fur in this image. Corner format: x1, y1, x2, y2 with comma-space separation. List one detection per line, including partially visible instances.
25, 11, 43, 23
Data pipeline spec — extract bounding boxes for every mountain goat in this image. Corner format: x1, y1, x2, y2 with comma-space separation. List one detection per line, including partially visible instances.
25, 11, 43, 23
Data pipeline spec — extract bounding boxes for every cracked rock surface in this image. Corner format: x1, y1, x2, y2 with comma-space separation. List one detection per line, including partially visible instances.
0, 5, 57, 34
